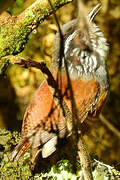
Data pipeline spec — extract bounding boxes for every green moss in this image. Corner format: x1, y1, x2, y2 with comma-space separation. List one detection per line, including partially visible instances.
25, 10, 35, 19
0, 128, 32, 179
0, 21, 31, 58
0, 0, 73, 76
0, 128, 120, 179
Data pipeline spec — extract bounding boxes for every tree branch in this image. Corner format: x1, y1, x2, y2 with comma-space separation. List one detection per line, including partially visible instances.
78, 134, 93, 180
99, 114, 120, 139
0, 0, 72, 59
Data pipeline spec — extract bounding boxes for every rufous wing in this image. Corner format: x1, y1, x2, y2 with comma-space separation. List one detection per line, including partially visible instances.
12, 80, 67, 162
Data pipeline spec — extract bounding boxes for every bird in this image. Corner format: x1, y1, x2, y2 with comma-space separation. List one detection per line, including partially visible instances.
12, 2, 109, 168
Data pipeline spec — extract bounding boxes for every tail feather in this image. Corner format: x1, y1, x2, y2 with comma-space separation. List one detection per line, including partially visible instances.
12, 139, 31, 161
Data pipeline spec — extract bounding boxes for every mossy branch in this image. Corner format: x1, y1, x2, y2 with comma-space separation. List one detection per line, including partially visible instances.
0, 0, 72, 73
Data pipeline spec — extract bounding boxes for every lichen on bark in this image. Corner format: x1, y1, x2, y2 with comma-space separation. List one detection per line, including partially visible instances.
0, 0, 72, 74
0, 128, 120, 180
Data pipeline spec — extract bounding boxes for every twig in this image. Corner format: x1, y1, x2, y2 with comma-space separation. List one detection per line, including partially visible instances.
47, 1, 93, 178
15, 56, 93, 180
99, 114, 120, 139
78, 134, 93, 180
15, 57, 73, 131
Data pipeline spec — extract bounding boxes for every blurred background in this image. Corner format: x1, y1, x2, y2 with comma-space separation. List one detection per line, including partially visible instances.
0, 0, 120, 170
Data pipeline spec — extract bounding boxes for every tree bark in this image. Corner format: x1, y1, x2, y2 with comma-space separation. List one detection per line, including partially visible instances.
0, 0, 72, 74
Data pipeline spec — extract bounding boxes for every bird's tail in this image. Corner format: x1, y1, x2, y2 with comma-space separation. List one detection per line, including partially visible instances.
12, 139, 31, 162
